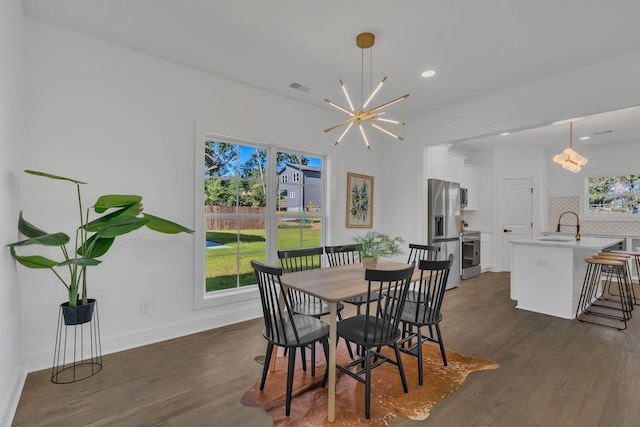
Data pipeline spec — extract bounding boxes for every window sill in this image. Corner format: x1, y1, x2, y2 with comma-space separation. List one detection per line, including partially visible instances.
195, 285, 259, 310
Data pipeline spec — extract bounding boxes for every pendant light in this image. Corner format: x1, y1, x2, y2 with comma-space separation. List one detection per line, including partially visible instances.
553, 122, 588, 172
324, 32, 409, 149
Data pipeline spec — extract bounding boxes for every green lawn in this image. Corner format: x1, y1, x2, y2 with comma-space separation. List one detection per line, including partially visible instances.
205, 222, 321, 292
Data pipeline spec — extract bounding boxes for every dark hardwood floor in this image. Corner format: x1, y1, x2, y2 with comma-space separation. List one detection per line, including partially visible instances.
12, 272, 640, 426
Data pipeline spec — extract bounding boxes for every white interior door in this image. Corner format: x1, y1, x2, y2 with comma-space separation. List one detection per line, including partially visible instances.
499, 178, 533, 271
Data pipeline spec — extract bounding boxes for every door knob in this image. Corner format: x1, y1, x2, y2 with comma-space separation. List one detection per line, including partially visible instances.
503, 229, 512, 233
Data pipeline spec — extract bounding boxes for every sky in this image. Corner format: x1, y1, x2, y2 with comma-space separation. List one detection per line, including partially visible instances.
238, 145, 321, 168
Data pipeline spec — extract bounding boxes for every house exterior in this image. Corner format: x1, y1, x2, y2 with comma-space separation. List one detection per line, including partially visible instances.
277, 163, 322, 212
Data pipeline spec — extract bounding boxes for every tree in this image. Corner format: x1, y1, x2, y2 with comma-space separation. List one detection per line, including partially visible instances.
205, 178, 238, 206
205, 140, 237, 178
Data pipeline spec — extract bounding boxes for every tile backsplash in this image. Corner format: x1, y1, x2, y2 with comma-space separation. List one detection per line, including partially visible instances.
549, 197, 640, 235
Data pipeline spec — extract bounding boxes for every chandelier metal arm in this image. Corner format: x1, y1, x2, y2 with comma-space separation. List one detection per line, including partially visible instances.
324, 99, 355, 116
357, 121, 371, 149
368, 94, 410, 114
324, 115, 359, 133
376, 117, 405, 125
361, 77, 387, 110
334, 122, 355, 145
339, 79, 355, 111
368, 121, 404, 141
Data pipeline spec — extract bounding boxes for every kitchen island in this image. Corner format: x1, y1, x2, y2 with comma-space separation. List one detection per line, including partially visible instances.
510, 236, 625, 319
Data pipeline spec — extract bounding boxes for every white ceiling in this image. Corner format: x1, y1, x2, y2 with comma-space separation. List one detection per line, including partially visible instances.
21, 0, 640, 149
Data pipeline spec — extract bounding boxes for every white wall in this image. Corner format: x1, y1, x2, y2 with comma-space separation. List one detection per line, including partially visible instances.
547, 138, 640, 198
19, 18, 389, 372
0, 1, 26, 425
379, 51, 640, 266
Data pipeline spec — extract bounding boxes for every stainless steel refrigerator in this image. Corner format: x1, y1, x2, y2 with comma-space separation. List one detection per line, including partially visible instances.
427, 178, 461, 289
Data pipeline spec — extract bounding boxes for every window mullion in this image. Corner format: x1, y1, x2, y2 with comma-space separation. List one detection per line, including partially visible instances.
266, 147, 279, 265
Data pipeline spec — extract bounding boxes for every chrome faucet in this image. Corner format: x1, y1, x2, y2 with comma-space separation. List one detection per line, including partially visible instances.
556, 211, 580, 241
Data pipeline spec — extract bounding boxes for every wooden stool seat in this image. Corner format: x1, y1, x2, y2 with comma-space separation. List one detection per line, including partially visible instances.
594, 252, 637, 307
576, 257, 631, 330
611, 250, 640, 257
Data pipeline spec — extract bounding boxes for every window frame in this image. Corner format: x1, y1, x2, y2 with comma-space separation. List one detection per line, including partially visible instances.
581, 172, 640, 222
194, 132, 326, 310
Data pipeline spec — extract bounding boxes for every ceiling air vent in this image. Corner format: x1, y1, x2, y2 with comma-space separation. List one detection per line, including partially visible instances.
289, 82, 311, 92
594, 129, 614, 135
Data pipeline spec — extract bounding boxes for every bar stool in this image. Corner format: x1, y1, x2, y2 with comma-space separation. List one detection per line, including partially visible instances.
611, 250, 640, 306
594, 252, 635, 311
576, 257, 631, 330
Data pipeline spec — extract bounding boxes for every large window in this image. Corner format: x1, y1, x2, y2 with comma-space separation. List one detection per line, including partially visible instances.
276, 151, 323, 251
585, 174, 640, 217
201, 136, 324, 296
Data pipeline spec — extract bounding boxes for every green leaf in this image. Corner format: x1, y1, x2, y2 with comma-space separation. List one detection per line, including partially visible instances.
96, 216, 148, 238
25, 170, 87, 185
85, 203, 144, 232
94, 195, 143, 214
10, 249, 60, 268
78, 234, 115, 258
6, 232, 70, 247
17, 212, 48, 238
144, 213, 194, 234
58, 258, 101, 267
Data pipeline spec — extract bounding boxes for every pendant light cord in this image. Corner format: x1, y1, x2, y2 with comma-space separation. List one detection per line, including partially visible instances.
570, 121, 573, 149
360, 45, 374, 106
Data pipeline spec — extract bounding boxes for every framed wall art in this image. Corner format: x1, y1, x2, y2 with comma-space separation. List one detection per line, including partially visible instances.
346, 172, 373, 228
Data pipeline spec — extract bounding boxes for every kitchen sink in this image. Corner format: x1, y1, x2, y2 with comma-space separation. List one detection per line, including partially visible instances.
538, 236, 574, 242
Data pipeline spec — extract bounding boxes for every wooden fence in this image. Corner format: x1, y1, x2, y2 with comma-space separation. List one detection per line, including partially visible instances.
204, 206, 266, 230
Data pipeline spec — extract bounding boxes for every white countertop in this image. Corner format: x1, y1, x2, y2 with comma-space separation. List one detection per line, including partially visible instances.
510, 236, 624, 249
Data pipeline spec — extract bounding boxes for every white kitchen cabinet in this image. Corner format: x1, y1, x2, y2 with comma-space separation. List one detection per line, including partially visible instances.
425, 144, 450, 180
462, 164, 478, 211
481, 232, 492, 271
446, 151, 466, 184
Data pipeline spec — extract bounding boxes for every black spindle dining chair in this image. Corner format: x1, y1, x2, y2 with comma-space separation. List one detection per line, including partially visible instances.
396, 255, 453, 385
251, 260, 330, 416
278, 247, 346, 369
336, 263, 415, 419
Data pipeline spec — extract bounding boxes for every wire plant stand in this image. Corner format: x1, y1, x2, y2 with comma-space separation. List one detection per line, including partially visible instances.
51, 300, 103, 384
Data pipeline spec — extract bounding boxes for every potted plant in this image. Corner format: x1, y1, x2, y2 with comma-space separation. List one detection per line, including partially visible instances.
352, 231, 404, 268
6, 170, 193, 325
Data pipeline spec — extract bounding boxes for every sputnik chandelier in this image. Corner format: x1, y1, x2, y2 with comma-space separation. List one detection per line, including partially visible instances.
552, 121, 588, 173
324, 32, 409, 149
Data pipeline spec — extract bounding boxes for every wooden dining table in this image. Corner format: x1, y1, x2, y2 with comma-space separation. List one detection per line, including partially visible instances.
280, 260, 420, 423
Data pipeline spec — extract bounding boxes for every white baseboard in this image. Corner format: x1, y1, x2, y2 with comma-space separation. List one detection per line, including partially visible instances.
23, 305, 261, 373
1, 369, 26, 427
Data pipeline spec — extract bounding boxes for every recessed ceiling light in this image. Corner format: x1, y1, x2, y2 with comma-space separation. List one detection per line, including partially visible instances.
579, 136, 590, 140
421, 70, 436, 78
500, 132, 509, 136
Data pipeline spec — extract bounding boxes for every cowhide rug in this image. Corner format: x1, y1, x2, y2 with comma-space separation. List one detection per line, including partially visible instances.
241, 342, 499, 426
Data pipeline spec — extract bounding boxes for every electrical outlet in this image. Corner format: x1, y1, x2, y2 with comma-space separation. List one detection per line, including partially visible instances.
141, 299, 151, 314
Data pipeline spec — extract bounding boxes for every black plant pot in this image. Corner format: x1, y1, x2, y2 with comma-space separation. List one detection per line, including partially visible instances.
61, 299, 96, 325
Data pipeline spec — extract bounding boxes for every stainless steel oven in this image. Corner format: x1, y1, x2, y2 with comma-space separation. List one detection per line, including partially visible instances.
461, 230, 481, 279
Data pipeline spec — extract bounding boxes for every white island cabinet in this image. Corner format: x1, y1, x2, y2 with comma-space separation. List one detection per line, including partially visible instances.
510, 236, 624, 319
